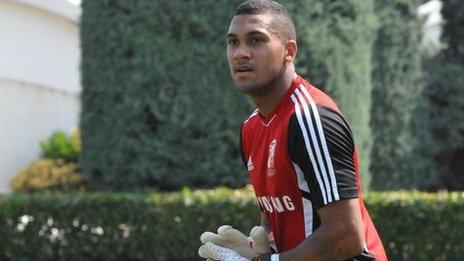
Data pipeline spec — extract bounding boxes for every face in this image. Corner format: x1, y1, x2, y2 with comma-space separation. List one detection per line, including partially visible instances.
226, 14, 287, 95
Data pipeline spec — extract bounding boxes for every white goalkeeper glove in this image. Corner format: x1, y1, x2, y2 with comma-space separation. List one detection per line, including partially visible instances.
198, 242, 248, 261
199, 225, 271, 259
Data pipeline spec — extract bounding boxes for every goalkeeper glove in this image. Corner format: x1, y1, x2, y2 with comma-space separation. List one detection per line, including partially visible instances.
200, 225, 270, 259
198, 242, 248, 261
199, 242, 278, 261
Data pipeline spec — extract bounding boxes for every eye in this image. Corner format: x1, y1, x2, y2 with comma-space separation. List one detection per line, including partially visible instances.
249, 36, 263, 45
227, 38, 239, 47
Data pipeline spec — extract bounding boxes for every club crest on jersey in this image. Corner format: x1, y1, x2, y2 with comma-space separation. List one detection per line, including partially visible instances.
247, 156, 254, 171
267, 139, 277, 177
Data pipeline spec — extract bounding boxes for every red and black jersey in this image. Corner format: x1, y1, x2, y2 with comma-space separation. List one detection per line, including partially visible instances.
240, 76, 387, 260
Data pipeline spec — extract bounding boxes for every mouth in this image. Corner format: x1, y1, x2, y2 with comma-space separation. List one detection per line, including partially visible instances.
234, 64, 254, 76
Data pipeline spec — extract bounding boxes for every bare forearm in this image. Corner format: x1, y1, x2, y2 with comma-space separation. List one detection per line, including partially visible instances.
277, 227, 362, 261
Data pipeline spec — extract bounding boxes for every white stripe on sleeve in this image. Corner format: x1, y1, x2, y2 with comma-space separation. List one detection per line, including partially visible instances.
299, 86, 340, 201
294, 88, 333, 203
290, 94, 328, 205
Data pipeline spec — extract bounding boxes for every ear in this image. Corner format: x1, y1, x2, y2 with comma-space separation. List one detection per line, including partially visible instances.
284, 40, 297, 63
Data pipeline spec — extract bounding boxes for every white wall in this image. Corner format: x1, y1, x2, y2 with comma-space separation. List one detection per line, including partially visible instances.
0, 0, 81, 194
418, 0, 443, 55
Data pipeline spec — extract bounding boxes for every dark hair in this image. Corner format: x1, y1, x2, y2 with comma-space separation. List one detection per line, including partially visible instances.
234, 0, 296, 41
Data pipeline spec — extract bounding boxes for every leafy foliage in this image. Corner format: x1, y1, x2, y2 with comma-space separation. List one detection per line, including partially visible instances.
40, 130, 81, 163
441, 0, 464, 63
10, 130, 84, 193
292, 0, 377, 189
10, 159, 84, 193
0, 188, 259, 260
80, 0, 250, 191
412, 59, 464, 190
410, 0, 464, 190
367, 191, 464, 259
0, 188, 463, 260
370, 0, 423, 190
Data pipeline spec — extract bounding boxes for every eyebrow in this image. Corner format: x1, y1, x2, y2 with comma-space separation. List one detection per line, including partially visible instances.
225, 30, 268, 39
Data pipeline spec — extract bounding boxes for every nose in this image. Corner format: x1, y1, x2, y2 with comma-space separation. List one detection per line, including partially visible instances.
232, 44, 251, 60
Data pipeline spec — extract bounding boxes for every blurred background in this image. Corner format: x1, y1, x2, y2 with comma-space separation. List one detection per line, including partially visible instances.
0, 0, 463, 260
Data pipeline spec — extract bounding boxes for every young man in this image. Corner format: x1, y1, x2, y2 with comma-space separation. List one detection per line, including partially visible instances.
199, 1, 387, 260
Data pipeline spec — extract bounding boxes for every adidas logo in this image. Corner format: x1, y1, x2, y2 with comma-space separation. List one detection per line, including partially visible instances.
247, 156, 254, 171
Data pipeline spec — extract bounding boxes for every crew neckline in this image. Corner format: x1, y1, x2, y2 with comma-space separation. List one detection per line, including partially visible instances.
258, 75, 304, 125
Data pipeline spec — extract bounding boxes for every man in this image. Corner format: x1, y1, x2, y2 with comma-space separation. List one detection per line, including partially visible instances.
198, 0, 387, 260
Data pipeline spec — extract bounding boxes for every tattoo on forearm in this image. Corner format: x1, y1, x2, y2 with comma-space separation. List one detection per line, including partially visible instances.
312, 237, 343, 261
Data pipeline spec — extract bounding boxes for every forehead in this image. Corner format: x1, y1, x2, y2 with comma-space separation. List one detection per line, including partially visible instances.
227, 14, 275, 36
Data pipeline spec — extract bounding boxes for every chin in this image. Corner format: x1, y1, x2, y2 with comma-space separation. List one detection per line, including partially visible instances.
235, 81, 267, 95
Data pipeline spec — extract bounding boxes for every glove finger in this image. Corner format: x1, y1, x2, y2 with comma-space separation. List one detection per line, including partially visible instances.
198, 244, 219, 260
218, 226, 259, 258
198, 245, 211, 259
201, 242, 225, 260
201, 231, 229, 246
249, 226, 262, 237
249, 226, 271, 254
218, 226, 248, 244
217, 225, 232, 233
249, 226, 268, 242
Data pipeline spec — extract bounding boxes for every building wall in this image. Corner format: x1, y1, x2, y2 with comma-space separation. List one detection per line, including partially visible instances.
0, 0, 81, 194
418, 0, 443, 54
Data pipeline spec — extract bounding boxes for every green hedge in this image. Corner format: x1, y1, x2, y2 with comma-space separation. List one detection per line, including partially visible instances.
368, 191, 464, 259
1, 189, 463, 260
80, 0, 249, 190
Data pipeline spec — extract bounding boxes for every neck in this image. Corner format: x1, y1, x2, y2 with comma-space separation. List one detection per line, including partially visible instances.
251, 66, 296, 118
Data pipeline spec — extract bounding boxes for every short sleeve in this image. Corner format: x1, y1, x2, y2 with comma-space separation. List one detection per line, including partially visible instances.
288, 105, 358, 209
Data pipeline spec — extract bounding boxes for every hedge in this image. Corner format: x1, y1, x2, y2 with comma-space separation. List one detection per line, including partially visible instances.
0, 189, 463, 260
80, 0, 250, 190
